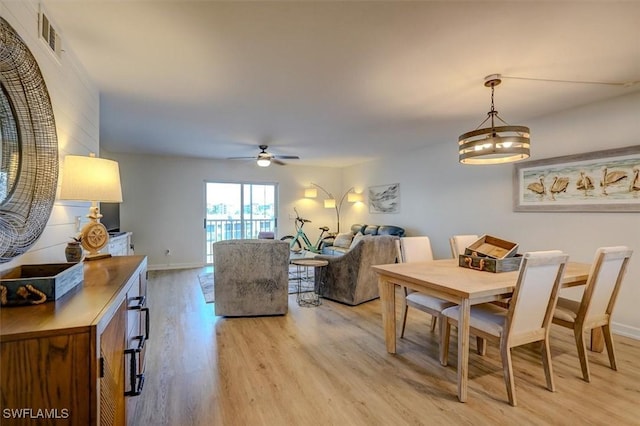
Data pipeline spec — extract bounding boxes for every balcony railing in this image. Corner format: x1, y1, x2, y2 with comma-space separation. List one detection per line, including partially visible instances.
205, 218, 276, 264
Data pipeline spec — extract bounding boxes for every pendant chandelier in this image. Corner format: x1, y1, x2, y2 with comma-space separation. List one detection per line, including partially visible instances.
458, 74, 530, 165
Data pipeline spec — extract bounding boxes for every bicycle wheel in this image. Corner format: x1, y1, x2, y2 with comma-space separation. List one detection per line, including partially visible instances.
281, 235, 302, 251
318, 236, 335, 252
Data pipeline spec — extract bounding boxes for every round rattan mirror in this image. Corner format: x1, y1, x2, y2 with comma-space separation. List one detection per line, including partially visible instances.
0, 18, 58, 263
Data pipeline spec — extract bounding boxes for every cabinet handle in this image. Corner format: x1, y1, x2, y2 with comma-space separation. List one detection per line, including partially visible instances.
125, 336, 146, 397
141, 307, 150, 340
128, 295, 145, 310
134, 373, 145, 395
124, 347, 138, 396
125, 372, 145, 397
134, 335, 146, 351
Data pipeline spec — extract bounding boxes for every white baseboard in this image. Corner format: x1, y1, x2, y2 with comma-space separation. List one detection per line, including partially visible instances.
148, 262, 205, 271
612, 322, 640, 341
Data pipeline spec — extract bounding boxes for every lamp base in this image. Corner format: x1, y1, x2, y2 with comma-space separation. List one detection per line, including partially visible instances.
83, 253, 112, 262
79, 218, 110, 260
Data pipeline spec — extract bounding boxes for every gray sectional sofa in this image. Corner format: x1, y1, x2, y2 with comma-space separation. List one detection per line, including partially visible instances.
321, 223, 405, 256
315, 235, 399, 305
213, 239, 289, 316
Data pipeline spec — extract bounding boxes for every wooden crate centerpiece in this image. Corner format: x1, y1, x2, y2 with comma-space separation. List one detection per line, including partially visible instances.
459, 235, 522, 273
0, 262, 84, 306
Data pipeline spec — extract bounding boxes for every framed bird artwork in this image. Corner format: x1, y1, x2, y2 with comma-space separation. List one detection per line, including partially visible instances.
513, 145, 640, 212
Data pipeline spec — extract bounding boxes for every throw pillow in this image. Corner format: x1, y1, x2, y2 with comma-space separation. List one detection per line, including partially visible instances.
332, 232, 354, 248
349, 232, 365, 250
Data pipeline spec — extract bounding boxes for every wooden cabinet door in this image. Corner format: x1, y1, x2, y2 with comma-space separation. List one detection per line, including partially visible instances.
100, 301, 127, 426
0, 333, 91, 425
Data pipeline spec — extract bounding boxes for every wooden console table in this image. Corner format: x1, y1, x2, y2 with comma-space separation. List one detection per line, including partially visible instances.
1, 255, 148, 425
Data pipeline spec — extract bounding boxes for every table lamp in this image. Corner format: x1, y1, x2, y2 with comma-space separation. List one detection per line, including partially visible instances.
59, 153, 123, 260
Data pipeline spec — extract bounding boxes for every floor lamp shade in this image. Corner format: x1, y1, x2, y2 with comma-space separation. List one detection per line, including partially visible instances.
347, 192, 363, 202
59, 155, 123, 203
324, 199, 336, 209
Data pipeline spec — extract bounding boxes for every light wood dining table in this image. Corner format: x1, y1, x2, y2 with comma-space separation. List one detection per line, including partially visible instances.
372, 258, 591, 403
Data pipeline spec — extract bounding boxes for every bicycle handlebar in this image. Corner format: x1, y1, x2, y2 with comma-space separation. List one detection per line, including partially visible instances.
293, 207, 311, 224
291, 208, 331, 238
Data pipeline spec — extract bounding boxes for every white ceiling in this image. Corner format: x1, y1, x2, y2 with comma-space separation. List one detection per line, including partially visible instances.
43, 1, 640, 167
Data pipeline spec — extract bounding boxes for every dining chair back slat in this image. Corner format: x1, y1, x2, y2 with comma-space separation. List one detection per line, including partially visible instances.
449, 234, 479, 258
508, 250, 568, 338
400, 236, 434, 263
398, 236, 454, 338
441, 249, 569, 406
582, 246, 631, 322
553, 245, 632, 382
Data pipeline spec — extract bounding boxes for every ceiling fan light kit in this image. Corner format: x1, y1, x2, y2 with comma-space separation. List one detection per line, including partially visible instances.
257, 152, 271, 167
459, 74, 531, 165
228, 144, 299, 167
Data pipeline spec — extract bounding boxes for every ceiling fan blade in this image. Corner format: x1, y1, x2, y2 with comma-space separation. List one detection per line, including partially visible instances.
227, 145, 300, 164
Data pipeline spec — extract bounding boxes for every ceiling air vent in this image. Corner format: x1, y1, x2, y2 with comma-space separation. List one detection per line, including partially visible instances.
39, 10, 62, 59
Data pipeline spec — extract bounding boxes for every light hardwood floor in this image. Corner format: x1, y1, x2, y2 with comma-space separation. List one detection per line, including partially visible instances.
132, 268, 640, 425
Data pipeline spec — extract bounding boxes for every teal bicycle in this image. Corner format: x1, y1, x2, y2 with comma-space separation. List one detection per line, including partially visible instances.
281, 208, 334, 253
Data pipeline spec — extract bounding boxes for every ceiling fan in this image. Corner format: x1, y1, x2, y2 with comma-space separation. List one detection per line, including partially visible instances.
228, 145, 300, 167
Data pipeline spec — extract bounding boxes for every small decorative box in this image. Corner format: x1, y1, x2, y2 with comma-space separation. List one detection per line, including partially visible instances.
0, 262, 84, 305
459, 235, 521, 273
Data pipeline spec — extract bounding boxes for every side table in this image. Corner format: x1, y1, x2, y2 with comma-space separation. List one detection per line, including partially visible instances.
290, 258, 328, 307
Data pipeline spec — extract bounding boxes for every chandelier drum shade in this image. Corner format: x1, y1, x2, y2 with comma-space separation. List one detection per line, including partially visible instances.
458, 75, 530, 165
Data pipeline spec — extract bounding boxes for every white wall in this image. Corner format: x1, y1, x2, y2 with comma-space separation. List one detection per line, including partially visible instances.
1, 1, 99, 269
13, 0, 633, 335
342, 91, 640, 338
106, 151, 344, 270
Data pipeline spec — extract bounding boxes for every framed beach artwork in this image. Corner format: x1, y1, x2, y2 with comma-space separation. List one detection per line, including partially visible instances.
368, 183, 400, 214
513, 145, 640, 212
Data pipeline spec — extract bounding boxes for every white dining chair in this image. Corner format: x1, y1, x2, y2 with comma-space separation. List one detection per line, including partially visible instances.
449, 234, 479, 258
440, 250, 569, 406
398, 236, 455, 336
552, 246, 632, 382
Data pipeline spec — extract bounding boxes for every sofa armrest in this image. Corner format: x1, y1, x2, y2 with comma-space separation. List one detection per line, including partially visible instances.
314, 253, 342, 262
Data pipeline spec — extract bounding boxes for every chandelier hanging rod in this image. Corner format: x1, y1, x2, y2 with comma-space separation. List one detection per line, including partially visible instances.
499, 74, 639, 88
458, 74, 530, 165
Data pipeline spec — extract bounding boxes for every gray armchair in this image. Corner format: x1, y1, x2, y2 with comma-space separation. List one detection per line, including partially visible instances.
316, 235, 399, 305
213, 239, 289, 316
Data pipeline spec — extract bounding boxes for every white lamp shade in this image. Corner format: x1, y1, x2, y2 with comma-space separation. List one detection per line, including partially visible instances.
347, 192, 363, 202
304, 188, 317, 198
256, 158, 271, 167
324, 199, 336, 209
59, 155, 123, 202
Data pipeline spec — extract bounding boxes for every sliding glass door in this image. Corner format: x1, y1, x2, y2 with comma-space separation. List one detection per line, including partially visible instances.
205, 182, 277, 264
